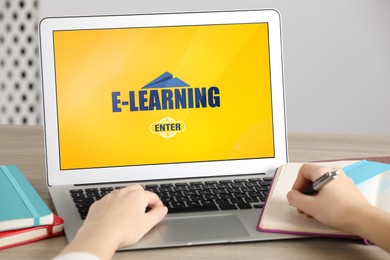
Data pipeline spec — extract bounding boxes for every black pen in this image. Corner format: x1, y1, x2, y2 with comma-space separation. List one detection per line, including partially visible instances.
302, 170, 340, 195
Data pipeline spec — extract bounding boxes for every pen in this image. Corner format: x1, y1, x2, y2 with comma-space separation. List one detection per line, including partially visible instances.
302, 170, 340, 195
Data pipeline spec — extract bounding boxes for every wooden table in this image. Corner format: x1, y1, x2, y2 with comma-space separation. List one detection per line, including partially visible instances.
1, 125, 389, 259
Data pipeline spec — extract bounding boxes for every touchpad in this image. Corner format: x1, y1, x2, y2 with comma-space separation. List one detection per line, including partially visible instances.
158, 214, 249, 242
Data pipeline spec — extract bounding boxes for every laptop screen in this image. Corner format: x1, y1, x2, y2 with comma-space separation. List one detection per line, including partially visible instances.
52, 23, 275, 170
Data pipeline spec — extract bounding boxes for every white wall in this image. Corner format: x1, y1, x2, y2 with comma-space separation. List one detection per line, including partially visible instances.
39, 0, 390, 135
0, 0, 41, 125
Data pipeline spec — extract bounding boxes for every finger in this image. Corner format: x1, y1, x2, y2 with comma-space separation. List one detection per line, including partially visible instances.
295, 209, 313, 218
301, 164, 331, 180
303, 213, 313, 218
143, 206, 168, 230
125, 205, 167, 247
103, 184, 144, 199
125, 184, 144, 191
143, 206, 168, 234
287, 189, 315, 216
291, 170, 312, 191
291, 164, 329, 190
143, 190, 164, 208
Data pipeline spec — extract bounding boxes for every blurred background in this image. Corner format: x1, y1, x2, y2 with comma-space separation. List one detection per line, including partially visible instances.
1, 0, 389, 135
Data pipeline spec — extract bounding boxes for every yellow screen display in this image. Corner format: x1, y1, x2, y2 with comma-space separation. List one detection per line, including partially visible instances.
53, 23, 275, 170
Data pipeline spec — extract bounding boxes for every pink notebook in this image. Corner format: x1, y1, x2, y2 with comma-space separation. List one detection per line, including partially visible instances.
256, 157, 390, 240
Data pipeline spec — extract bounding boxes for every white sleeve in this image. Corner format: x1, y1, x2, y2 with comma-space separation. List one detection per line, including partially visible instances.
53, 252, 101, 260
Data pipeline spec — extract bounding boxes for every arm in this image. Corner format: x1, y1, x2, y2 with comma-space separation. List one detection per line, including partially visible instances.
58, 184, 167, 260
287, 164, 390, 253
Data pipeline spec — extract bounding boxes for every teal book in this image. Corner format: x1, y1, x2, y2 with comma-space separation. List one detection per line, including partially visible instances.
0, 165, 53, 231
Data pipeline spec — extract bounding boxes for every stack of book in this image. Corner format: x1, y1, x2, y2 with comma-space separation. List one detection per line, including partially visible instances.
0, 165, 64, 250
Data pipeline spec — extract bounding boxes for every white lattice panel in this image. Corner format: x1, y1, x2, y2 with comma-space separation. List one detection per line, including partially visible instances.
0, 0, 41, 125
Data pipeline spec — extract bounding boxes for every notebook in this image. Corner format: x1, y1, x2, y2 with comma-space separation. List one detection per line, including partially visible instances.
0, 165, 53, 231
39, 9, 297, 249
257, 160, 390, 238
0, 214, 64, 250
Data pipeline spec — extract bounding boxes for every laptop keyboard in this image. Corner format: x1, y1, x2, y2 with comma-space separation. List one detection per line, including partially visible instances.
70, 176, 272, 220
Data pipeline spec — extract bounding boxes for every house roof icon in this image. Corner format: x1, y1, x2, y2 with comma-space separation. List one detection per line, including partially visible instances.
142, 72, 189, 89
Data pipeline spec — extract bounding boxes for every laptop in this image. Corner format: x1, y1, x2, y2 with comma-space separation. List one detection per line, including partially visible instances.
39, 9, 295, 249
